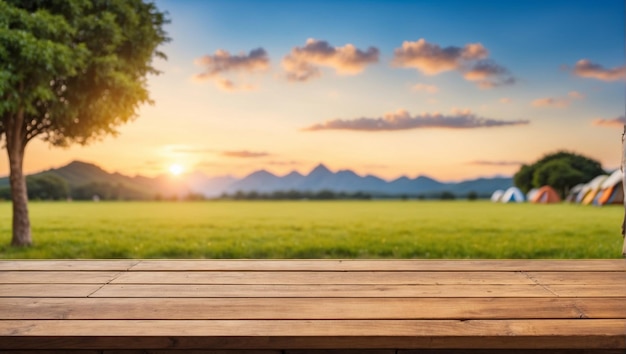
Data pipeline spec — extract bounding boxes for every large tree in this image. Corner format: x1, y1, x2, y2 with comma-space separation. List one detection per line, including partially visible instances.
514, 151, 605, 198
0, 0, 168, 246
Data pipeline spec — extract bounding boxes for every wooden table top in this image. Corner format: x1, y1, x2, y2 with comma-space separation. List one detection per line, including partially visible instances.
0, 259, 625, 353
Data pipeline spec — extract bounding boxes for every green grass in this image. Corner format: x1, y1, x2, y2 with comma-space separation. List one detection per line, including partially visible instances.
0, 200, 623, 259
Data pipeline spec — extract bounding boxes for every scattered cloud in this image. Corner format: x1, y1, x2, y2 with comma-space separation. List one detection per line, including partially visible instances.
303, 109, 529, 132
532, 91, 584, 108
592, 116, 626, 128
411, 83, 439, 93
282, 38, 379, 82
193, 48, 270, 91
463, 60, 516, 88
532, 97, 569, 108
571, 59, 626, 81
392, 39, 514, 89
221, 150, 270, 158
500, 97, 512, 104
392, 39, 487, 75
468, 160, 524, 166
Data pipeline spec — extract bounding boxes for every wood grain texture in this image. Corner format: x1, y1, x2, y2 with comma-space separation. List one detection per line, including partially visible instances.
130, 260, 626, 272
0, 284, 103, 297
3, 297, 624, 320
0, 271, 121, 284
0, 260, 139, 271
110, 271, 536, 285
0, 259, 624, 351
1, 319, 625, 349
89, 283, 555, 298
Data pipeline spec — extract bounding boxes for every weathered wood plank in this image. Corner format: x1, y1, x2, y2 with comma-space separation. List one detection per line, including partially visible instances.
90, 283, 555, 298
131, 260, 626, 272
0, 271, 120, 284
0, 260, 139, 271
2, 297, 623, 320
1, 260, 623, 352
0, 284, 102, 297
1, 320, 624, 349
544, 284, 626, 297
110, 271, 535, 285
525, 272, 626, 285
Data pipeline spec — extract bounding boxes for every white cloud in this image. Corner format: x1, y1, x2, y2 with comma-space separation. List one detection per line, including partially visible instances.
194, 48, 269, 91
303, 109, 529, 131
282, 39, 379, 82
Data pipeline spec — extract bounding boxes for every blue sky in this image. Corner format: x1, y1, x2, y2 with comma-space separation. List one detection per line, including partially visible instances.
5, 0, 625, 181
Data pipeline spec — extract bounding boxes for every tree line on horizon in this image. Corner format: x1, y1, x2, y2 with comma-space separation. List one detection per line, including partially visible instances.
0, 151, 608, 203
513, 151, 606, 198
0, 174, 484, 202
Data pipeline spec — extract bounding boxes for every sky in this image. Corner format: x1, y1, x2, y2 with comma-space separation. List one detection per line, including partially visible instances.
2, 0, 625, 182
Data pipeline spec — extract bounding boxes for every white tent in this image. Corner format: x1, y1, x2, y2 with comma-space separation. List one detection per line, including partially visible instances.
566, 183, 585, 202
579, 174, 609, 205
594, 169, 624, 206
526, 188, 539, 201
490, 189, 504, 202
600, 169, 622, 189
501, 187, 525, 203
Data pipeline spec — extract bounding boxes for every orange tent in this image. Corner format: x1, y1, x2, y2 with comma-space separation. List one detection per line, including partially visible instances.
597, 183, 623, 205
531, 186, 561, 204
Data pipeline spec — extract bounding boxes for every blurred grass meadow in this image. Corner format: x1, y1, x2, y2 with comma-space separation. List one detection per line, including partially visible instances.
0, 200, 623, 259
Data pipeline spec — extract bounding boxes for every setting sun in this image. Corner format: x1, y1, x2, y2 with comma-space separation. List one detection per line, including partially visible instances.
169, 164, 184, 176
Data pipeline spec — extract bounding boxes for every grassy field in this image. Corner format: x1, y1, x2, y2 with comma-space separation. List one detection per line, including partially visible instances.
0, 200, 623, 259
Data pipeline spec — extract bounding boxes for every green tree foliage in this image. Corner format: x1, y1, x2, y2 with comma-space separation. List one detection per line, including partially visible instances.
0, 0, 169, 246
514, 151, 605, 198
0, 186, 9, 200
26, 174, 69, 200
225, 190, 373, 200
72, 181, 148, 201
439, 191, 456, 200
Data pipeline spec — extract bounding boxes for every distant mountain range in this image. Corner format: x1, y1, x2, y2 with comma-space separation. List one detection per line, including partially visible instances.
0, 160, 513, 199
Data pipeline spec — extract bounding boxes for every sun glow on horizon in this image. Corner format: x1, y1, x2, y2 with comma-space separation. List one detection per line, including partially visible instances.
169, 164, 184, 176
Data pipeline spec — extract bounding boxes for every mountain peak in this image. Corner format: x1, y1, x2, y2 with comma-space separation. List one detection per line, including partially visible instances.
247, 169, 275, 178
64, 160, 102, 170
310, 163, 332, 175
284, 171, 304, 178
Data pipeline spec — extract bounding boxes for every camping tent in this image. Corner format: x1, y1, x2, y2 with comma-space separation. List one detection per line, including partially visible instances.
531, 185, 561, 204
490, 189, 504, 202
566, 183, 585, 203
526, 188, 539, 201
580, 175, 609, 205
595, 169, 623, 206
501, 187, 525, 203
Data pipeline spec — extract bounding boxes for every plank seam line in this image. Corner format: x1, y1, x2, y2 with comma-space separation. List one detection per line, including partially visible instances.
571, 300, 590, 319
126, 260, 142, 272
520, 271, 559, 297
85, 262, 140, 298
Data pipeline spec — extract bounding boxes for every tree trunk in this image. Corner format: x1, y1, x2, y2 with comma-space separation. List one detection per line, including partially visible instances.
6, 104, 31, 247
622, 125, 626, 257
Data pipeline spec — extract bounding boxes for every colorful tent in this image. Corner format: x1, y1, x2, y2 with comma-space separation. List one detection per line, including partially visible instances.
595, 170, 623, 206
490, 189, 504, 202
577, 175, 608, 205
566, 183, 584, 203
501, 187, 525, 203
531, 185, 561, 204
526, 188, 539, 201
